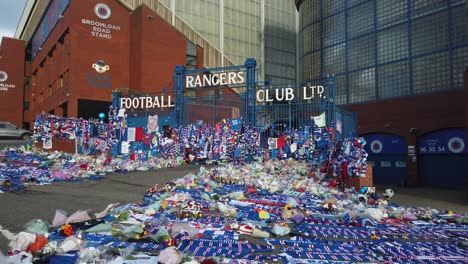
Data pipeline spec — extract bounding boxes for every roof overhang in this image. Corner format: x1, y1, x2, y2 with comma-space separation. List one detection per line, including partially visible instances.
294, 0, 303, 11
14, 0, 38, 39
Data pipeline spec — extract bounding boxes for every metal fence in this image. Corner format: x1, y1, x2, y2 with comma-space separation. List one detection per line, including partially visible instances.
113, 58, 357, 138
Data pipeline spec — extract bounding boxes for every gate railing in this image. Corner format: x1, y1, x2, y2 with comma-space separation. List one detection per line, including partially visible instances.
111, 59, 357, 138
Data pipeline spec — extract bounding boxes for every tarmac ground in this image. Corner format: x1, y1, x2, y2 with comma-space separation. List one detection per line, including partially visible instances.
0, 165, 467, 252
0, 139, 467, 254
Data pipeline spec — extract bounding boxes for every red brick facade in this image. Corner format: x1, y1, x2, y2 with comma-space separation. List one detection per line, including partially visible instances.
0, 38, 25, 127
0, 0, 203, 129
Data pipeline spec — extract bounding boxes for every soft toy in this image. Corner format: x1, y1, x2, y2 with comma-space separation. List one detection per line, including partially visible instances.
321, 198, 338, 212
357, 194, 368, 204
383, 189, 394, 200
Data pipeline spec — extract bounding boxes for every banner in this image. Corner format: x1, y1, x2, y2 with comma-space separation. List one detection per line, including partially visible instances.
336, 119, 342, 134
127, 127, 136, 142
147, 115, 159, 133
312, 112, 326, 128
268, 136, 286, 150
43, 137, 52, 150
230, 118, 241, 132
268, 138, 278, 149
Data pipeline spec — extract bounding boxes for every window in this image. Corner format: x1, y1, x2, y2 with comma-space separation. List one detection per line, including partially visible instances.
60, 75, 64, 88
451, 6, 468, 47
376, 0, 407, 28
395, 161, 407, 168
323, 43, 345, 74
348, 35, 374, 71
323, 0, 344, 16
381, 161, 392, 167
1, 122, 16, 129
24, 101, 30, 110
347, 0, 369, 8
302, 51, 321, 81
452, 47, 468, 88
49, 85, 52, 96
377, 24, 408, 64
410, 0, 447, 18
348, 1, 374, 38
334, 74, 347, 105
323, 13, 345, 47
349, 67, 375, 103
301, 0, 319, 26
378, 61, 410, 99
412, 51, 449, 93
186, 41, 197, 70
302, 22, 319, 54
411, 11, 448, 56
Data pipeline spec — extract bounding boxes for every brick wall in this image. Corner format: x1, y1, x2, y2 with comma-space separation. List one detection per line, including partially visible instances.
0, 38, 25, 127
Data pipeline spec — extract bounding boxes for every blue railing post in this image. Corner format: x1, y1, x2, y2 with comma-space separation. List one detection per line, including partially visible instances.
111, 91, 120, 110
245, 58, 257, 126
110, 91, 121, 156
326, 75, 336, 129
174, 65, 186, 127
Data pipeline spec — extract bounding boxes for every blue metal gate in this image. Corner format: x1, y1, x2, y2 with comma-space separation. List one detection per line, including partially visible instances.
254, 79, 332, 132
173, 58, 257, 126
335, 106, 357, 140
111, 58, 358, 142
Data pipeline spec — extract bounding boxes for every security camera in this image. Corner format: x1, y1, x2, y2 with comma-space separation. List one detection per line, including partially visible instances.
409, 128, 418, 134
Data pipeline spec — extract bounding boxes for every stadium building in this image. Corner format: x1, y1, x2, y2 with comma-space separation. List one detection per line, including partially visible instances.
0, 0, 292, 128
0, 0, 297, 126
296, 0, 468, 188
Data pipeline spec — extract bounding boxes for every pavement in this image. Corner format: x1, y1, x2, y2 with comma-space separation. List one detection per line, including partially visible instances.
376, 184, 468, 213
0, 165, 201, 252
0, 139, 26, 150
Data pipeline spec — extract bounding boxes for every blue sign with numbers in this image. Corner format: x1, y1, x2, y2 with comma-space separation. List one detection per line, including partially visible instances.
363, 133, 406, 155
230, 117, 241, 132
418, 128, 467, 155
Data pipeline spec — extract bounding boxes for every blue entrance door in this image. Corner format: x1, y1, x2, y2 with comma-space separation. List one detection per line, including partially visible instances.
418, 128, 467, 189
363, 133, 407, 186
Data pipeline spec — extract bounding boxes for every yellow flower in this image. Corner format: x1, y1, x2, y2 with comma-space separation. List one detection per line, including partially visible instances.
284, 204, 292, 210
